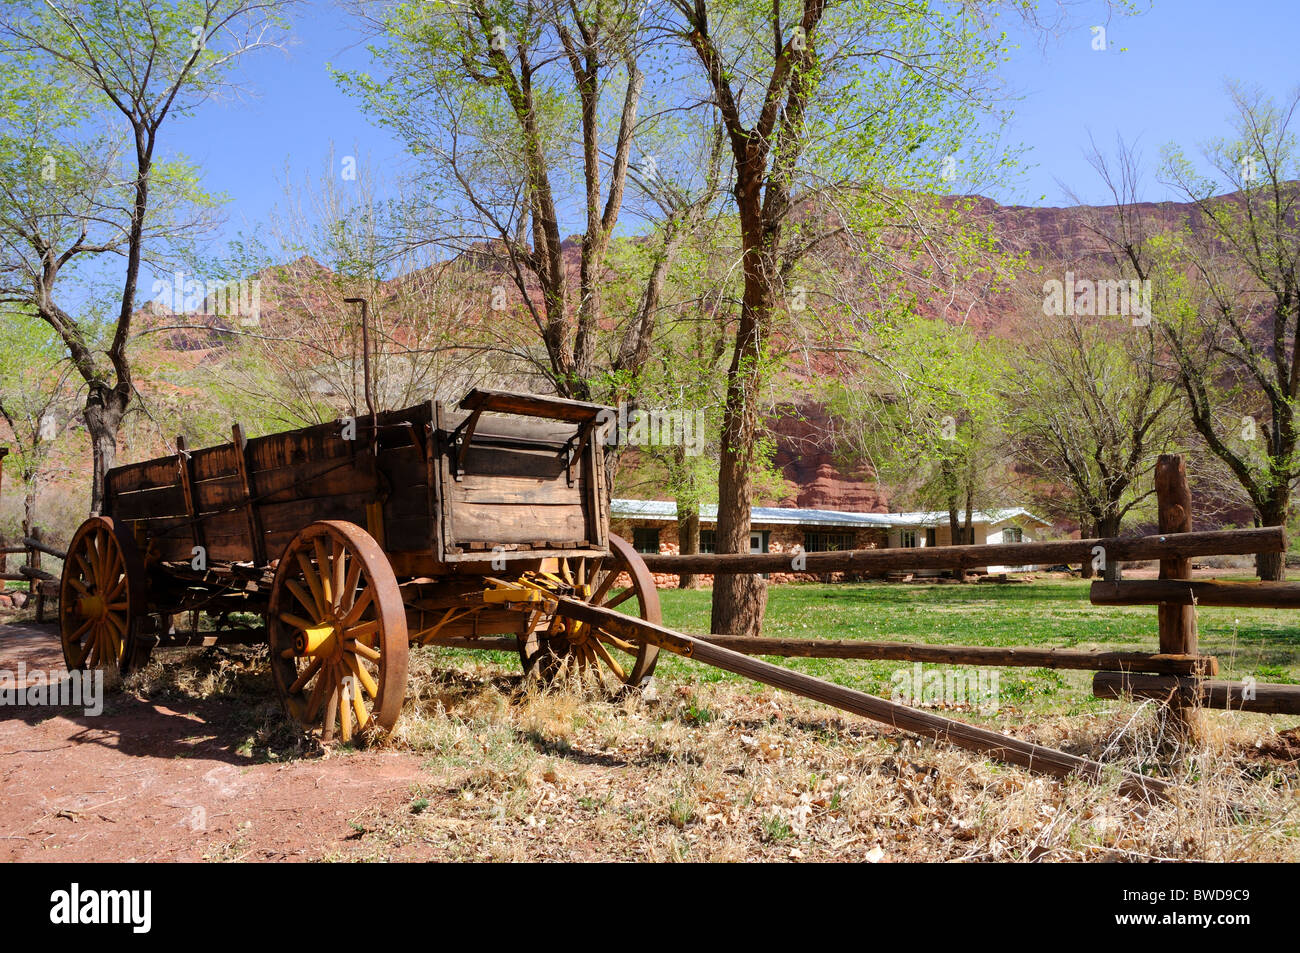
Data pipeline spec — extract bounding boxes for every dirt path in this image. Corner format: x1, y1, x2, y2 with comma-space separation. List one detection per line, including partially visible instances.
0, 621, 428, 862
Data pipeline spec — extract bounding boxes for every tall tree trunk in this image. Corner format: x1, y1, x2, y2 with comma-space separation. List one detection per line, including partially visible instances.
1256, 492, 1289, 581
711, 366, 767, 634
677, 504, 700, 590
943, 456, 960, 545
709, 117, 786, 636
709, 260, 771, 636
84, 383, 126, 516
22, 481, 36, 539
1097, 513, 1123, 581
962, 482, 974, 547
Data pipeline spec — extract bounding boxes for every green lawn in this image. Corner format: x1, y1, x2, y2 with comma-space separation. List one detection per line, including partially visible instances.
644, 578, 1300, 721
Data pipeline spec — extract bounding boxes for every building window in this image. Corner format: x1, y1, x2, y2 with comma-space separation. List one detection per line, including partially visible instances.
803, 531, 855, 552
690, 530, 759, 554
1002, 526, 1023, 544
632, 527, 660, 553
899, 529, 918, 548
925, 527, 937, 547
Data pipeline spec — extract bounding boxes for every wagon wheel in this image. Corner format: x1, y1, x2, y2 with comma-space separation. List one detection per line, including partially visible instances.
520, 534, 661, 689
59, 516, 150, 674
268, 521, 408, 744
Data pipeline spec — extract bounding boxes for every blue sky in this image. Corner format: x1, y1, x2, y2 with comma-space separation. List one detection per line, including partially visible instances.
164, 0, 1300, 257
997, 0, 1300, 206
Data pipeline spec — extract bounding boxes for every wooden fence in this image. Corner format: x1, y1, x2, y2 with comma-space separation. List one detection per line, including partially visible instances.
639, 454, 1300, 728
0, 528, 64, 622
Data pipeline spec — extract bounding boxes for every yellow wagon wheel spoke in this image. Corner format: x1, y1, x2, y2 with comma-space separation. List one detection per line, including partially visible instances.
289, 656, 324, 694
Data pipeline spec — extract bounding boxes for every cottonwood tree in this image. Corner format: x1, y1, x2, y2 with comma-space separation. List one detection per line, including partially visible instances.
660, 0, 1029, 633
1085, 85, 1300, 579
1002, 305, 1182, 565
340, 0, 718, 411
830, 318, 1007, 549
0, 309, 78, 535
0, 0, 294, 513
602, 217, 737, 586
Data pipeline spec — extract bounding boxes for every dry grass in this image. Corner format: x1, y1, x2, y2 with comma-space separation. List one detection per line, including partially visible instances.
314, 647, 1300, 862
11, 579, 1300, 861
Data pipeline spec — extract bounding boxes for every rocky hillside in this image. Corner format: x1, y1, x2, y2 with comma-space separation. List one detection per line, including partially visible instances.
141, 192, 1217, 515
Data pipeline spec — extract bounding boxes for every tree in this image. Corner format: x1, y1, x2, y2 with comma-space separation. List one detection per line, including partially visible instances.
0, 0, 294, 513
661, 0, 1019, 632
0, 310, 77, 535
603, 223, 733, 586
1086, 85, 1300, 579
829, 318, 1007, 550
339, 0, 717, 412
1002, 305, 1181, 565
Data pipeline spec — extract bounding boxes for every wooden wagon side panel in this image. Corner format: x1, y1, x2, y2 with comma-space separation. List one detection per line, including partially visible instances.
249, 406, 437, 559
187, 445, 252, 562
105, 456, 192, 561
247, 420, 371, 558
435, 405, 605, 557
378, 441, 431, 553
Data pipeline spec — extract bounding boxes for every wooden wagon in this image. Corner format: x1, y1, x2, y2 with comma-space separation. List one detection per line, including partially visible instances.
59, 389, 661, 741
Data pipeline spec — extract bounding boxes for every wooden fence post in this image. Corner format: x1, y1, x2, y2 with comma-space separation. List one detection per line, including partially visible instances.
1155, 454, 1200, 741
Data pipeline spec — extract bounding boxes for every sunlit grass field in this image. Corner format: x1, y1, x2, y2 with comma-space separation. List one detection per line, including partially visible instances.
442, 576, 1300, 726
646, 577, 1300, 721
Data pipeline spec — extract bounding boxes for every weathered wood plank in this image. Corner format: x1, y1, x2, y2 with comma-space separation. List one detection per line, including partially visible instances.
111, 484, 189, 520
258, 491, 373, 537
378, 444, 427, 491
193, 474, 245, 514
459, 388, 609, 424
189, 444, 240, 482
439, 406, 576, 445
1094, 672, 1300, 715
459, 443, 568, 480
249, 457, 376, 504
1091, 578, 1300, 609
245, 420, 354, 472
445, 472, 580, 503
696, 637, 1218, 675
107, 456, 180, 495
639, 527, 1287, 574
450, 501, 587, 546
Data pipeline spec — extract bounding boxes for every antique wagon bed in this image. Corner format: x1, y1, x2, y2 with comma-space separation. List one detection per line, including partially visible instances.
59, 389, 661, 742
